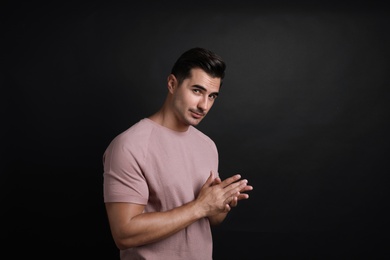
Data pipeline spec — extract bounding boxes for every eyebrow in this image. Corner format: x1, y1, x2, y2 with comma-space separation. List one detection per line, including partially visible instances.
193, 85, 219, 96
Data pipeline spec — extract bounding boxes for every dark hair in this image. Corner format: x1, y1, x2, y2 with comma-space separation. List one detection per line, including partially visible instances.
171, 47, 226, 86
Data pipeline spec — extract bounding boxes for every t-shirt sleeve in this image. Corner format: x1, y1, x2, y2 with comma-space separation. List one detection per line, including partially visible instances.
103, 137, 149, 205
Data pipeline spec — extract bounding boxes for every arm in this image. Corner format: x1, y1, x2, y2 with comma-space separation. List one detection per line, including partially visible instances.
105, 172, 251, 250
105, 200, 204, 250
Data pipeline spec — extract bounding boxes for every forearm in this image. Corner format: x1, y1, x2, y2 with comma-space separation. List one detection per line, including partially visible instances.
110, 201, 204, 249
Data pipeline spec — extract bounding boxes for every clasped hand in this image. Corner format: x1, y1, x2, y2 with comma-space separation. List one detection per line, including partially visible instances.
196, 171, 253, 216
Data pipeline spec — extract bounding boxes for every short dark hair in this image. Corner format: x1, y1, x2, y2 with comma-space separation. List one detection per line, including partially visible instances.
171, 47, 226, 86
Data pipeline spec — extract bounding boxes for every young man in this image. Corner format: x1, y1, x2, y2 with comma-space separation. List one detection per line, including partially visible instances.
103, 47, 253, 259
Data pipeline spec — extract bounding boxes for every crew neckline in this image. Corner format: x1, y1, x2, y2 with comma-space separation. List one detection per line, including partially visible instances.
143, 118, 192, 135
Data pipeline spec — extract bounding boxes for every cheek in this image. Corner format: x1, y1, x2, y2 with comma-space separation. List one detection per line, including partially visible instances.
180, 92, 196, 106
173, 93, 190, 110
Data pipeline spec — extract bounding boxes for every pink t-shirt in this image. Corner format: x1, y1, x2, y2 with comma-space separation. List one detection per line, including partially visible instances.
103, 118, 219, 260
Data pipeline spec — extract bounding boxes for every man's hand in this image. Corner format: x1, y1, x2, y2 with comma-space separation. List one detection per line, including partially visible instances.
196, 171, 253, 217
211, 172, 253, 209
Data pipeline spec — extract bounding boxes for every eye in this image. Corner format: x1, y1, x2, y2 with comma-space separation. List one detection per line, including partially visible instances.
192, 88, 203, 95
209, 94, 218, 100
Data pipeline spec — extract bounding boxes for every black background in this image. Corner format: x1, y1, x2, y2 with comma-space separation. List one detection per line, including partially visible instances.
3, 1, 390, 259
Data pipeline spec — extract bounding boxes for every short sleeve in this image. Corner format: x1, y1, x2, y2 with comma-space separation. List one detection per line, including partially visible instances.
103, 136, 149, 205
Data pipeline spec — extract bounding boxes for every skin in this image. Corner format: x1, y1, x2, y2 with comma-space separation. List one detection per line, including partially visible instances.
105, 68, 253, 250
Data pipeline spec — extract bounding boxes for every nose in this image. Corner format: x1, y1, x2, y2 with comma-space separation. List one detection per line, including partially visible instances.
197, 96, 209, 112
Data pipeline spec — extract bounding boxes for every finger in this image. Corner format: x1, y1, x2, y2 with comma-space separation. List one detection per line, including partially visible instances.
236, 193, 249, 201
229, 196, 238, 207
239, 184, 253, 193
211, 177, 222, 186
220, 174, 242, 188
224, 179, 248, 197
224, 191, 240, 205
203, 171, 215, 187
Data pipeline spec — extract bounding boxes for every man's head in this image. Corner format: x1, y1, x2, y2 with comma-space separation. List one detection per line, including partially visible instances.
170, 47, 226, 87
164, 47, 226, 130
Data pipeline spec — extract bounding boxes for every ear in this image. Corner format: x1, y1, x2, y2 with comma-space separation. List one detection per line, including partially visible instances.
167, 74, 177, 93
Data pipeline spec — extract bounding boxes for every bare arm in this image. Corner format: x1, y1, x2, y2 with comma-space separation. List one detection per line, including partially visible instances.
105, 200, 204, 250
105, 172, 251, 250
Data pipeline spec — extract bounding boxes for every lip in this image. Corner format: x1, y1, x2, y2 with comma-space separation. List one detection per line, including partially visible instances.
190, 110, 204, 119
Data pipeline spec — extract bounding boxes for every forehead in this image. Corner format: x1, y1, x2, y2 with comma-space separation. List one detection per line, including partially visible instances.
185, 68, 221, 92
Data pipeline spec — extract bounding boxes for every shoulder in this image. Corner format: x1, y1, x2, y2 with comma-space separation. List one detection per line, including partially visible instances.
106, 118, 154, 152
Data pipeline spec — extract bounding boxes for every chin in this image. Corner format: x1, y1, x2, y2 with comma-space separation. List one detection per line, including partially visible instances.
183, 114, 204, 126
191, 119, 203, 126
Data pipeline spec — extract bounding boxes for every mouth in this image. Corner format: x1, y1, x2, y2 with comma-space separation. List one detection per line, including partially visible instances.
190, 110, 205, 119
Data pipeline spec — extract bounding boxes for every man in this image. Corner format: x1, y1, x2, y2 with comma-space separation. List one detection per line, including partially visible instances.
103, 47, 253, 259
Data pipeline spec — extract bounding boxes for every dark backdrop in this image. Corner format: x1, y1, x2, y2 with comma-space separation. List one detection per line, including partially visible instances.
3, 1, 390, 259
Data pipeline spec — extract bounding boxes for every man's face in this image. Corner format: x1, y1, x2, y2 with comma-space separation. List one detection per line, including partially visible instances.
169, 68, 221, 129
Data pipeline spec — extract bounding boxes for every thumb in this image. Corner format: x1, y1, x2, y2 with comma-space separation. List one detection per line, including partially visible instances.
204, 171, 214, 187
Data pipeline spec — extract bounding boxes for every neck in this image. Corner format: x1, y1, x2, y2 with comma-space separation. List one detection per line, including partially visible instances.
148, 103, 189, 132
